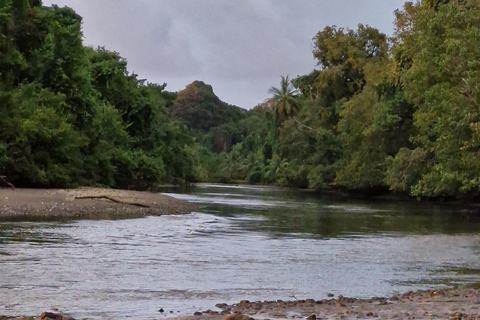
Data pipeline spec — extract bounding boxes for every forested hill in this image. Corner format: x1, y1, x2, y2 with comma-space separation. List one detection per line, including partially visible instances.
169, 81, 246, 132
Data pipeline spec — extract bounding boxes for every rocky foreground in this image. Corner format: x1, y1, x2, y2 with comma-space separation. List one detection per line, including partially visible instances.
182, 288, 480, 320
1, 288, 479, 320
0, 187, 197, 219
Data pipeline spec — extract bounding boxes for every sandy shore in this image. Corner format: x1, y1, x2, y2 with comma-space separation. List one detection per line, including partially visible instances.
0, 187, 197, 220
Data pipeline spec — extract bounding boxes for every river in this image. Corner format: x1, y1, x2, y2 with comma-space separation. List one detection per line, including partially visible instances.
1, 184, 479, 319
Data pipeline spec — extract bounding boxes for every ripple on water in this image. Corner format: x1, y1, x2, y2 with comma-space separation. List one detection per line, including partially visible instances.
1, 185, 479, 319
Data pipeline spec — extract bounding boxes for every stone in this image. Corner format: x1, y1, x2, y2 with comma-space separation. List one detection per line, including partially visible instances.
204, 309, 219, 314
41, 312, 62, 320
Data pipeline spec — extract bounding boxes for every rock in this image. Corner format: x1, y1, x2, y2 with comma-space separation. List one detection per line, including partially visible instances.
193, 311, 202, 316
225, 311, 240, 320
307, 314, 316, 320
41, 312, 62, 320
327, 293, 334, 297
204, 309, 219, 315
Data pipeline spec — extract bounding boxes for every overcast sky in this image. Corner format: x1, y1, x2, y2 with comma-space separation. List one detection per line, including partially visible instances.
43, 0, 406, 109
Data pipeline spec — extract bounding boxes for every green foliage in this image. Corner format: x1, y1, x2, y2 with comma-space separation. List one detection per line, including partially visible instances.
312, 24, 388, 103
111, 148, 165, 190
335, 62, 413, 190
195, 4, 480, 200
1, 83, 84, 186
387, 0, 480, 197
170, 80, 245, 132
2, 0, 480, 199
0, 3, 197, 189
268, 75, 300, 124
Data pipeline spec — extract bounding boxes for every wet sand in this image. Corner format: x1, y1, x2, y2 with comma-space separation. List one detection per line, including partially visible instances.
0, 187, 197, 220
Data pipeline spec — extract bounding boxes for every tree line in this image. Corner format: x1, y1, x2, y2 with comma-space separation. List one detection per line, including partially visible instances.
1, 0, 479, 199
0, 0, 195, 189
192, 0, 480, 199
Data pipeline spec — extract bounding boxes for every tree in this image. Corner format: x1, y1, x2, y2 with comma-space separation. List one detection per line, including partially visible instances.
312, 24, 388, 103
0, 83, 84, 186
268, 75, 300, 124
334, 60, 413, 190
386, 0, 480, 197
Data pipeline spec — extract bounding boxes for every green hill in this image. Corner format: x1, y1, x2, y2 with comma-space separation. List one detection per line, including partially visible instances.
169, 81, 246, 132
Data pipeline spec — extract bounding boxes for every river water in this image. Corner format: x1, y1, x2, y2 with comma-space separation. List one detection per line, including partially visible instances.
1, 184, 479, 319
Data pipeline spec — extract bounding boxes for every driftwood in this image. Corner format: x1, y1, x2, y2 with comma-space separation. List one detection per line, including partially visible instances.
74, 195, 150, 208
0, 175, 14, 190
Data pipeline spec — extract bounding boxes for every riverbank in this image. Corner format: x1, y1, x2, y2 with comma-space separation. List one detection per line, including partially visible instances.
178, 287, 480, 320
1, 287, 479, 320
0, 187, 197, 220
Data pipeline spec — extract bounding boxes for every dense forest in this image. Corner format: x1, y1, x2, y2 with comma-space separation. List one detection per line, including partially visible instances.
0, 0, 479, 199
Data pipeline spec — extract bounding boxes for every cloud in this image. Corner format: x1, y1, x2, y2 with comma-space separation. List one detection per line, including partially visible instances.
43, 0, 406, 108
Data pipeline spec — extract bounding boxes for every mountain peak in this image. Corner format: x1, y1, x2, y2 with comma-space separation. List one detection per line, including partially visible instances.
169, 81, 245, 131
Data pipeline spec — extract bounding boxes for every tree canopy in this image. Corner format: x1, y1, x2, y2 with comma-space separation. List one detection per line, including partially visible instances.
0, 1, 194, 189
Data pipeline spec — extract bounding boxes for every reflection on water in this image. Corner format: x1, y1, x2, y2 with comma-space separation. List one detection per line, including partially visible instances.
0, 184, 479, 320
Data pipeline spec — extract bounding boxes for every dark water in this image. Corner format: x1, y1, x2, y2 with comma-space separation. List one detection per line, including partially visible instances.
1, 184, 479, 320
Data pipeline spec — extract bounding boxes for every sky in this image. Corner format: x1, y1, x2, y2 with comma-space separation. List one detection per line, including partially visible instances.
43, 0, 407, 109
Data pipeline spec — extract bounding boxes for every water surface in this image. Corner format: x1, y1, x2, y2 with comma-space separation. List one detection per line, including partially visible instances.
1, 184, 479, 319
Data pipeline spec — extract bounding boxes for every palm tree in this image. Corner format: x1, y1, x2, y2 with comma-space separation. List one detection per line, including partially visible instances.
268, 75, 300, 124
243, 149, 264, 174
263, 154, 289, 183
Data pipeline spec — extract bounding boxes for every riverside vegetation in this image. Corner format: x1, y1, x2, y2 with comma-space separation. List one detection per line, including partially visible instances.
1, 0, 480, 201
